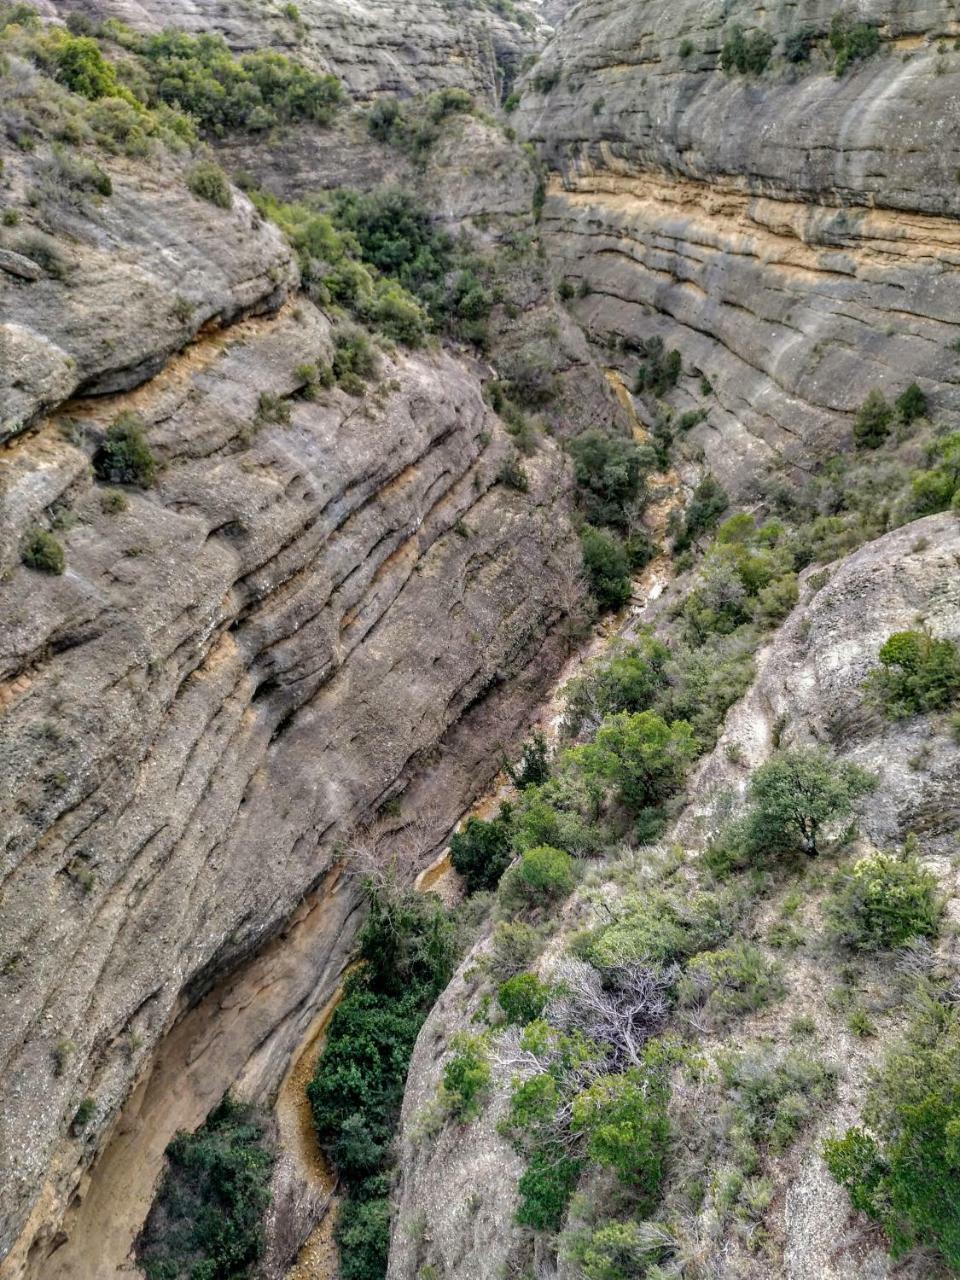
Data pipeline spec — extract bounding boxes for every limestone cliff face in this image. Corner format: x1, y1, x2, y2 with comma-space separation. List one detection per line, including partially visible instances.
35, 0, 543, 100
517, 0, 960, 491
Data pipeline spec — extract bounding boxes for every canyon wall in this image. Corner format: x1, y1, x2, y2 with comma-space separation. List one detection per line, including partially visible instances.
518, 0, 960, 491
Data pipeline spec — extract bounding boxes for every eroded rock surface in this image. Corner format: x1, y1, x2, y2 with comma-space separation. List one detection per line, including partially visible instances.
517, 0, 960, 491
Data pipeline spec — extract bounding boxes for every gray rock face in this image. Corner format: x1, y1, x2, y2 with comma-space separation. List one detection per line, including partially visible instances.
0, 291, 579, 1269
516, 0, 960, 492
0, 131, 295, 443
42, 0, 543, 101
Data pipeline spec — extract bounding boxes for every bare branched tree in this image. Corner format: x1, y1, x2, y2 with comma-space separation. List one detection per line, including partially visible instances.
546, 957, 675, 1071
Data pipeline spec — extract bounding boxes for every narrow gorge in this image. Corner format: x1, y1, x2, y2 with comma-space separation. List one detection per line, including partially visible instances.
1, 2, 959, 1280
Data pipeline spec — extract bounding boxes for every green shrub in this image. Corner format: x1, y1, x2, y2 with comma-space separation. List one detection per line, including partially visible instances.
506, 731, 550, 790
721, 24, 775, 74
367, 94, 400, 140
498, 454, 529, 492
742, 747, 875, 859
825, 849, 941, 950
571, 1062, 670, 1204
572, 709, 696, 816
500, 844, 576, 906
137, 1095, 274, 1280
442, 1033, 491, 1121
516, 1144, 584, 1231
581, 885, 741, 970
633, 337, 682, 397
93, 412, 156, 487
100, 489, 128, 514
719, 1048, 837, 1156
510, 776, 606, 858
138, 31, 342, 133
568, 429, 654, 530
46, 32, 127, 99
564, 1220, 674, 1280
678, 941, 785, 1023
580, 525, 631, 612
72, 1097, 96, 1129
672, 473, 729, 554
678, 39, 695, 59
895, 382, 927, 424
335, 1195, 390, 1280
449, 810, 513, 894
823, 1003, 960, 1268
21, 527, 65, 574
863, 630, 960, 718
784, 27, 818, 62
333, 326, 378, 387
829, 13, 880, 75
853, 389, 893, 449
563, 633, 670, 736
498, 973, 552, 1025
187, 160, 232, 208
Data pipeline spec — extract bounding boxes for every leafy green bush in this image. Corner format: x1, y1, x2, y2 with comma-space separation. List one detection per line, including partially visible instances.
187, 159, 232, 208
572, 710, 696, 816
895, 382, 927, 425
138, 1095, 274, 1280
829, 13, 880, 75
678, 941, 785, 1023
784, 27, 818, 62
442, 1033, 491, 1121
498, 453, 529, 492
498, 973, 552, 1025
863, 630, 960, 718
335, 1195, 391, 1280
138, 31, 342, 133
571, 1062, 670, 1204
825, 848, 941, 950
721, 24, 775, 74
506, 730, 550, 790
563, 633, 670, 737
568, 430, 654, 530
824, 1003, 960, 1268
449, 810, 513, 893
21, 527, 65, 574
45, 32, 129, 100
93, 411, 156, 486
633, 337, 682, 397
516, 1144, 584, 1231
510, 775, 607, 858
581, 525, 631, 612
853, 389, 893, 449
500, 844, 576, 907
333, 326, 378, 390
672, 473, 729, 553
580, 885, 741, 970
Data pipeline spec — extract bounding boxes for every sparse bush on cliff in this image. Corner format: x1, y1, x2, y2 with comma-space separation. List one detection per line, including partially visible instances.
92, 412, 156, 487
581, 525, 631, 612
571, 1060, 671, 1200
498, 972, 552, 1025
678, 941, 785, 1025
500, 844, 576, 908
21, 527, 65, 574
633, 336, 682, 397
829, 13, 880, 75
826, 845, 942, 951
187, 159, 232, 208
720, 24, 775, 75
863, 629, 960, 718
441, 1033, 491, 1120
671, 473, 729, 553
824, 1003, 960, 1270
853, 389, 893, 449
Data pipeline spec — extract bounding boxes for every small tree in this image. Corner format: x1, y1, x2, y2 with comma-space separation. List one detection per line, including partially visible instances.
574, 710, 697, 815
442, 1033, 491, 1121
853, 389, 893, 449
581, 525, 631, 612
895, 382, 927, 425
745, 748, 875, 857
93, 412, 156, 487
568, 430, 654, 529
500, 844, 576, 906
864, 630, 960, 718
571, 1064, 670, 1205
498, 973, 552, 1025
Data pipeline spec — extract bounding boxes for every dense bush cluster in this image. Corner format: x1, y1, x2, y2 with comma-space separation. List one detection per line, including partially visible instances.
826, 847, 942, 950
21, 527, 65, 574
308, 881, 455, 1280
92, 411, 156, 487
864, 630, 960, 719
366, 87, 475, 157
720, 24, 775, 75
138, 1095, 274, 1280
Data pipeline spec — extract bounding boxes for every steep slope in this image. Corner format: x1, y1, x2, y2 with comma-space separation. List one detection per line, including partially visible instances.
387, 513, 960, 1280
517, 0, 960, 492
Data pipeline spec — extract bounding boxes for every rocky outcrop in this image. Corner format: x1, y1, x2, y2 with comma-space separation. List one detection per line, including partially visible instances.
0, 276, 579, 1277
516, 0, 960, 492
0, 137, 295, 443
